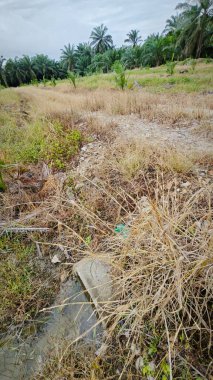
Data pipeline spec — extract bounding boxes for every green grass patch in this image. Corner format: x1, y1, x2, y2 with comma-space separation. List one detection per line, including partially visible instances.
0, 235, 57, 332
57, 61, 213, 93
0, 111, 83, 169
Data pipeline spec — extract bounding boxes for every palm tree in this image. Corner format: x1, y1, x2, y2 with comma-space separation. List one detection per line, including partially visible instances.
75, 43, 92, 75
176, 0, 213, 57
90, 24, 113, 53
19, 55, 37, 82
60, 44, 76, 71
125, 29, 142, 47
163, 15, 183, 35
0, 56, 8, 87
142, 34, 165, 67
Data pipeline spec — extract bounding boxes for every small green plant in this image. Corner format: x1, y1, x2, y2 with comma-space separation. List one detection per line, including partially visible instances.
0, 160, 6, 192
112, 61, 127, 90
31, 78, 39, 87
189, 59, 197, 72
166, 61, 176, 75
43, 123, 82, 168
42, 75, 48, 87
68, 71, 77, 89
160, 360, 170, 380
50, 76, 56, 87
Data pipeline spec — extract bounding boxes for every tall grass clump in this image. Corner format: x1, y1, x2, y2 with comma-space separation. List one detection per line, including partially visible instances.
85, 177, 213, 378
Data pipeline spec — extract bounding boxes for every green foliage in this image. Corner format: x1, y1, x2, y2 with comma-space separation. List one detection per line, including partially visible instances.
125, 29, 142, 47
0, 160, 6, 192
68, 71, 77, 88
0, 235, 58, 332
43, 123, 82, 168
112, 61, 127, 90
0, 2, 212, 89
61, 43, 76, 71
166, 61, 176, 75
50, 76, 56, 87
0, 236, 34, 329
90, 24, 113, 53
31, 78, 39, 86
121, 46, 143, 69
0, 101, 82, 168
160, 360, 170, 379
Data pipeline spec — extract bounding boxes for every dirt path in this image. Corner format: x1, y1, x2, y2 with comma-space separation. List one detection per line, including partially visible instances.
91, 112, 213, 155
15, 86, 213, 156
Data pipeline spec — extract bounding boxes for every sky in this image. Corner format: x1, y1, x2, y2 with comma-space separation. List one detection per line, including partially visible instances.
0, 0, 179, 60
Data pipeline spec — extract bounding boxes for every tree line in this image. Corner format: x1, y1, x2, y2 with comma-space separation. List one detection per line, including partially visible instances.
0, 0, 212, 87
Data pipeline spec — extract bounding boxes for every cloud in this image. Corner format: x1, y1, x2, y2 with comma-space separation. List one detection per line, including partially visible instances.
0, 0, 178, 59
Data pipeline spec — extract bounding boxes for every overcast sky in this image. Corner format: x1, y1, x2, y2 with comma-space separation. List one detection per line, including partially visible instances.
0, 0, 179, 60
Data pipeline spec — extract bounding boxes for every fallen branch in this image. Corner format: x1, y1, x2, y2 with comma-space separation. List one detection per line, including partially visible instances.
0, 227, 50, 234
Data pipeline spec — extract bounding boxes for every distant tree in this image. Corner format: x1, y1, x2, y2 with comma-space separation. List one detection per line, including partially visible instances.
121, 46, 143, 69
32, 55, 57, 81
90, 24, 113, 53
142, 34, 165, 66
125, 29, 142, 47
75, 43, 92, 76
60, 43, 76, 71
19, 55, 37, 82
0, 56, 8, 87
175, 0, 213, 58
163, 15, 183, 35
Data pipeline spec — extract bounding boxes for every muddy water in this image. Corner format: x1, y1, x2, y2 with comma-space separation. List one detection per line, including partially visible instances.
0, 279, 102, 380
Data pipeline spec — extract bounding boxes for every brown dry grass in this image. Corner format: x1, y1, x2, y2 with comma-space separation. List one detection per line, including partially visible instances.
15, 86, 213, 127
1, 85, 212, 379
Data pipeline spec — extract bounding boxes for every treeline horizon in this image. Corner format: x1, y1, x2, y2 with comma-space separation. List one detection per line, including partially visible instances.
0, 0, 212, 88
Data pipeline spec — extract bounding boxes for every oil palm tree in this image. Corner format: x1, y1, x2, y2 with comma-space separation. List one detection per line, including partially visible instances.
163, 15, 183, 35
90, 24, 113, 53
19, 55, 37, 82
176, 0, 213, 57
0, 56, 8, 87
60, 43, 76, 71
75, 43, 92, 76
125, 29, 142, 47
142, 34, 165, 67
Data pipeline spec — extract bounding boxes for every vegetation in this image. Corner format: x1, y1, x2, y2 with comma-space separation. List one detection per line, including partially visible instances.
124, 29, 142, 47
0, 1, 212, 88
0, 1, 212, 379
112, 61, 127, 90
0, 58, 212, 379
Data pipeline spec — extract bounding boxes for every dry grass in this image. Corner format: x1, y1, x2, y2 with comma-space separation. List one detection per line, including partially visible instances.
1, 79, 212, 379
193, 122, 213, 139
15, 86, 212, 127
113, 138, 195, 179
